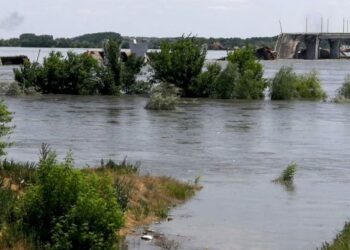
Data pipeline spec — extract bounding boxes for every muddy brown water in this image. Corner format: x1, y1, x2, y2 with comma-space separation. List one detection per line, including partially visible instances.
2, 48, 350, 249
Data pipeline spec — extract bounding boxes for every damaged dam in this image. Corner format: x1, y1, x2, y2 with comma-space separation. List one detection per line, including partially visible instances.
275, 33, 350, 60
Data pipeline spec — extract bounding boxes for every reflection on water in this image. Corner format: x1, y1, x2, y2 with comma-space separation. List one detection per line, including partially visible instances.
3, 95, 350, 250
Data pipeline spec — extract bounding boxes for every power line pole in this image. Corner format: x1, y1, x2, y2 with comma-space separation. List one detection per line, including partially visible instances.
327, 18, 329, 33
279, 20, 283, 34
306, 17, 308, 33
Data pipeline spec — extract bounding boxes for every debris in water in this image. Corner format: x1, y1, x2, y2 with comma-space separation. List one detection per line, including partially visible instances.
141, 235, 153, 241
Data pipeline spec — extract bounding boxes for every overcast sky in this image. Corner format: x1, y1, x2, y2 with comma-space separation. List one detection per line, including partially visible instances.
0, 0, 350, 38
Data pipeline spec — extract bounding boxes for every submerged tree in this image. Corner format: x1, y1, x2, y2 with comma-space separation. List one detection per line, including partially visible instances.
226, 46, 267, 99
148, 35, 207, 97
14, 38, 143, 96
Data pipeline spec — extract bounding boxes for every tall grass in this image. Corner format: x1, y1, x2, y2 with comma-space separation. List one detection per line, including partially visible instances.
270, 67, 326, 100
319, 222, 350, 250
334, 76, 350, 103
0, 159, 37, 188
98, 158, 140, 175
273, 163, 297, 185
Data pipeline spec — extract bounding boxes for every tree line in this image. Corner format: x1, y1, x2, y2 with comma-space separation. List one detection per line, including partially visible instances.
0, 32, 277, 49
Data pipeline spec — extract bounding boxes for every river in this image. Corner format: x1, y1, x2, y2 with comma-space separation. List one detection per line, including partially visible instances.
1, 48, 350, 250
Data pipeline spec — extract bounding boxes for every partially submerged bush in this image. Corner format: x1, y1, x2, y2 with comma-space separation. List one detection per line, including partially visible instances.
270, 67, 326, 100
194, 47, 267, 99
14, 39, 143, 96
121, 54, 144, 94
227, 47, 267, 99
145, 83, 179, 110
334, 76, 350, 102
148, 35, 207, 97
192, 63, 222, 97
338, 77, 350, 98
211, 62, 239, 99
273, 162, 297, 185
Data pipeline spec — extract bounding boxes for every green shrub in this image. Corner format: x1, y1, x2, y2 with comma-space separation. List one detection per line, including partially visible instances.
270, 67, 298, 100
148, 35, 207, 97
337, 76, 350, 100
211, 62, 239, 99
104, 39, 122, 87
270, 67, 326, 100
14, 60, 44, 90
227, 47, 267, 99
192, 63, 222, 97
320, 222, 350, 250
121, 54, 144, 94
99, 158, 140, 175
14, 52, 102, 95
13, 38, 143, 96
296, 72, 326, 99
0, 188, 16, 229
17, 150, 124, 249
273, 163, 297, 184
114, 177, 134, 212
145, 83, 179, 110
206, 47, 266, 99
0, 101, 13, 157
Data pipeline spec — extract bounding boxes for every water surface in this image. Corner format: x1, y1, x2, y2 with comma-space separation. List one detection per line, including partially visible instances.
2, 48, 350, 250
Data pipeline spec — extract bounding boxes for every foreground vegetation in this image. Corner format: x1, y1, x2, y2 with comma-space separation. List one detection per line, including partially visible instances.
0, 148, 199, 249
270, 67, 326, 100
319, 223, 350, 250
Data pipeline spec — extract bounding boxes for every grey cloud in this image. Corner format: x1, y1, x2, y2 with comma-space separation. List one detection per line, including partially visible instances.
0, 12, 24, 30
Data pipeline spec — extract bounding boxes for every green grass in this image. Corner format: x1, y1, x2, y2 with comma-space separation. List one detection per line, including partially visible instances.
97, 158, 140, 175
273, 163, 297, 185
0, 159, 37, 187
319, 222, 350, 250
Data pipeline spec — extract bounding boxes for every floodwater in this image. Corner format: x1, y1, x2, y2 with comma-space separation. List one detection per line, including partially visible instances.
2, 48, 350, 250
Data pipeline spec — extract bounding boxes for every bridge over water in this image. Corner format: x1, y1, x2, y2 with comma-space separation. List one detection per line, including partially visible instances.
275, 33, 350, 59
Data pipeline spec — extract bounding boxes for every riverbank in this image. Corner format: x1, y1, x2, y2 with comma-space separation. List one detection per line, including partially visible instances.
0, 156, 200, 249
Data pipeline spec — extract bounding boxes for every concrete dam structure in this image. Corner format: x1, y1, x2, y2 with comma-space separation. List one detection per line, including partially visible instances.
275, 33, 350, 59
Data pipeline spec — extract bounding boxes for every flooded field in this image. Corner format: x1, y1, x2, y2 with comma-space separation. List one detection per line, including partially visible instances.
2, 48, 350, 249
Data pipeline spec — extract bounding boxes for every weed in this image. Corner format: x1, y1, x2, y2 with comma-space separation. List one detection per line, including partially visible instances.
319, 222, 350, 250
273, 163, 297, 185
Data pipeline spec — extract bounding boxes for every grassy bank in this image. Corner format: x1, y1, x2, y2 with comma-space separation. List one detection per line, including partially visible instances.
0, 151, 200, 250
319, 223, 350, 250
